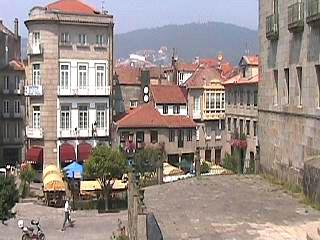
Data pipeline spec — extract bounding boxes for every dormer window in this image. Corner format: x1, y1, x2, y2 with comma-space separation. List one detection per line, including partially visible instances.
163, 105, 168, 114
173, 105, 180, 114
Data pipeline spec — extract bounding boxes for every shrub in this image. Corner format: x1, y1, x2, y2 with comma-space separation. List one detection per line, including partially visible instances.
0, 176, 19, 224
19, 164, 35, 198
223, 153, 238, 173
200, 162, 210, 174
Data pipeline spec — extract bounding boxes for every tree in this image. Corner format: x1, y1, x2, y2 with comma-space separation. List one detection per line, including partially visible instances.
133, 148, 162, 175
0, 176, 19, 224
84, 145, 127, 210
19, 164, 35, 198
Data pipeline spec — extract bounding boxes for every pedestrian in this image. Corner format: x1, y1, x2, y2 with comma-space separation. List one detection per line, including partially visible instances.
61, 198, 72, 231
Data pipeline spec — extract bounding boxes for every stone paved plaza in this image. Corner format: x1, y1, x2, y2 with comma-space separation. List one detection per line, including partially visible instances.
0, 203, 127, 240
145, 175, 320, 240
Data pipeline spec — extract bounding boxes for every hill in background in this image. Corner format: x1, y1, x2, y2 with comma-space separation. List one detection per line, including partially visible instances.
115, 21, 258, 65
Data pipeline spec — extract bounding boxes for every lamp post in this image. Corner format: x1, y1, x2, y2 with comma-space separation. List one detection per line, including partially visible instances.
91, 121, 97, 147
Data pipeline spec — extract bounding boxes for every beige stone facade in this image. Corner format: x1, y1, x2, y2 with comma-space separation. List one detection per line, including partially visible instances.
259, 0, 320, 184
24, 4, 113, 169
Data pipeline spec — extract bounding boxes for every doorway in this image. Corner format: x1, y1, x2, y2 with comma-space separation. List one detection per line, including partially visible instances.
205, 150, 211, 162
215, 149, 221, 165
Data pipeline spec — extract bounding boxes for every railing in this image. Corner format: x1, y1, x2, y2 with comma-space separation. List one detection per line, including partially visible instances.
203, 110, 225, 120
26, 127, 43, 139
24, 85, 43, 96
307, 0, 320, 23
266, 14, 279, 40
58, 127, 109, 138
27, 43, 43, 55
57, 86, 111, 96
288, 2, 304, 31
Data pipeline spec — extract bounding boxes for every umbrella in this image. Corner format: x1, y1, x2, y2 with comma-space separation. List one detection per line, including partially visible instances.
63, 161, 83, 179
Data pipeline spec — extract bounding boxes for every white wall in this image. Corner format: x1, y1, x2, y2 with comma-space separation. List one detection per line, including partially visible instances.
156, 104, 188, 116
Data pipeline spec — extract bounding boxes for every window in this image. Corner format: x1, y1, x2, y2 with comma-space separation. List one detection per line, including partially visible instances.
210, 93, 215, 109
273, 69, 278, 105
78, 34, 87, 45
317, 65, 320, 107
240, 119, 244, 135
96, 34, 104, 45
240, 89, 244, 105
246, 120, 250, 136
254, 91, 258, 107
179, 72, 184, 81
227, 90, 231, 105
206, 126, 211, 138
233, 118, 237, 132
15, 76, 19, 90
194, 96, 200, 112
297, 67, 302, 106
169, 129, 175, 142
253, 121, 257, 137
150, 131, 158, 143
228, 118, 231, 132
3, 100, 9, 114
60, 32, 70, 44
60, 106, 70, 130
96, 65, 105, 88
15, 122, 20, 139
78, 65, 88, 89
129, 100, 138, 108
234, 91, 237, 105
60, 64, 69, 89
79, 105, 88, 130
14, 100, 20, 114
3, 123, 9, 140
205, 93, 210, 109
247, 91, 251, 106
32, 32, 40, 46
96, 104, 105, 129
136, 131, 144, 148
33, 106, 40, 129
32, 64, 41, 85
242, 67, 246, 78
4, 76, 9, 90
222, 93, 225, 109
284, 68, 290, 104
178, 129, 184, 148
216, 93, 221, 109
173, 105, 180, 114
163, 105, 168, 114
187, 129, 192, 141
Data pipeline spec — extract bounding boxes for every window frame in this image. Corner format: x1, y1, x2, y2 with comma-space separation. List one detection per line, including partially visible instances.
96, 64, 106, 88
60, 63, 70, 90
78, 64, 88, 89
32, 64, 41, 86
150, 130, 158, 144
60, 32, 70, 44
78, 33, 87, 45
60, 105, 70, 130
187, 129, 192, 141
79, 105, 88, 130
173, 105, 180, 114
96, 104, 106, 129
163, 105, 168, 114
169, 129, 175, 142
246, 120, 250, 136
33, 106, 41, 129
14, 100, 20, 114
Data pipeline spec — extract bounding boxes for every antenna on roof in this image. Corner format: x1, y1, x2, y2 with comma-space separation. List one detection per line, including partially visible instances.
245, 42, 250, 56
101, 0, 108, 14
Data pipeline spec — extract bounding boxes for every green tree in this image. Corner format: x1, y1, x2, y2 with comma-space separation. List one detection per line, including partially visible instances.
0, 176, 19, 224
19, 164, 35, 198
84, 145, 127, 210
133, 148, 162, 175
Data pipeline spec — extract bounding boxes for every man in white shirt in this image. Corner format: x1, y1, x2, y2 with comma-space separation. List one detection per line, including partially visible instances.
61, 199, 72, 231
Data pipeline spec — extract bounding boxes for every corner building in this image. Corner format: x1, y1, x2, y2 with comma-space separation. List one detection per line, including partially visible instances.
24, 0, 113, 169
259, 0, 320, 184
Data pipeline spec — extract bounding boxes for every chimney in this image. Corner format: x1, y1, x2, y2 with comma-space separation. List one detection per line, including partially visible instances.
0, 20, 3, 25
14, 18, 18, 37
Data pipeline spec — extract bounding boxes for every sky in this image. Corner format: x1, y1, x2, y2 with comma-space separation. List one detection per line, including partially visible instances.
0, 0, 258, 37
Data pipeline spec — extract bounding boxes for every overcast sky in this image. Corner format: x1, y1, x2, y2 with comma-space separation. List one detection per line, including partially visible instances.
0, 0, 258, 37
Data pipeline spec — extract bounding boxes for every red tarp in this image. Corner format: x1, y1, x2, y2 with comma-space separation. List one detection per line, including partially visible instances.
60, 144, 76, 163
26, 147, 43, 164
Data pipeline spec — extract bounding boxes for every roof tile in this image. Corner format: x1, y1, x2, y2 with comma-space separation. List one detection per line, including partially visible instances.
47, 0, 98, 15
151, 85, 187, 104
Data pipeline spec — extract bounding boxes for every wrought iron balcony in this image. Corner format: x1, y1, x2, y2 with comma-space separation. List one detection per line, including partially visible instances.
307, 0, 320, 24
288, 2, 304, 32
266, 14, 279, 40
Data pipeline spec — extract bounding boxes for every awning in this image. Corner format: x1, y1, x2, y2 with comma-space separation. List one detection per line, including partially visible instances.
63, 161, 83, 179
60, 144, 76, 163
77, 143, 92, 162
26, 147, 43, 164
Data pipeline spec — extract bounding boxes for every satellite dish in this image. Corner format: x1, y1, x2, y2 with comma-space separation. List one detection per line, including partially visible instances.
217, 52, 224, 62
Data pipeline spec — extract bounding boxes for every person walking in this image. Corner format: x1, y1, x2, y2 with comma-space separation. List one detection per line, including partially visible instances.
61, 198, 72, 231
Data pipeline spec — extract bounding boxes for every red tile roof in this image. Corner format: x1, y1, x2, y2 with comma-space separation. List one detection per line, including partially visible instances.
115, 66, 141, 85
176, 63, 198, 72
184, 65, 223, 89
151, 85, 187, 104
0, 60, 25, 71
47, 0, 99, 15
242, 56, 259, 66
117, 103, 196, 129
223, 73, 259, 86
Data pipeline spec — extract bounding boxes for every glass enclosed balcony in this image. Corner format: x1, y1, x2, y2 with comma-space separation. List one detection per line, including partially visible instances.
266, 14, 279, 40
307, 0, 320, 24
288, 2, 304, 32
